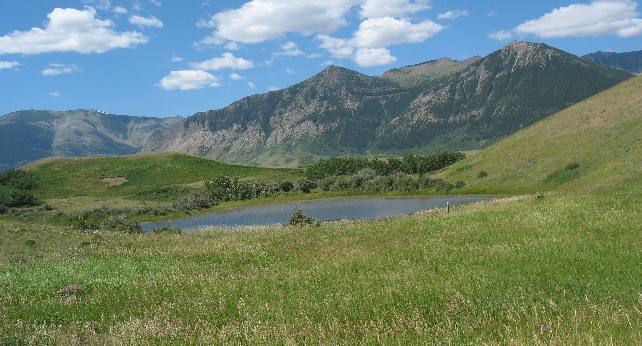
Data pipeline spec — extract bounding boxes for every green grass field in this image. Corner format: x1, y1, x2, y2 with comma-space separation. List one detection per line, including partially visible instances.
1, 76, 641, 344
21, 152, 302, 210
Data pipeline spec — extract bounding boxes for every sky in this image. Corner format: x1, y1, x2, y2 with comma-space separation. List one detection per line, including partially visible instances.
0, 0, 641, 117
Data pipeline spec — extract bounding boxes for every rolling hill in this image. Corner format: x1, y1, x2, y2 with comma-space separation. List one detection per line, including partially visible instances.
0, 109, 180, 171
442, 74, 642, 194
145, 41, 631, 166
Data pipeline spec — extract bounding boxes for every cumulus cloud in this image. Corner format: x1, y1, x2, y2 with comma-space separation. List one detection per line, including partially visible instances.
515, 0, 642, 38
112, 6, 128, 14
229, 72, 243, 80
191, 52, 254, 71
274, 41, 304, 56
359, 0, 430, 18
354, 47, 396, 67
317, 16, 443, 66
488, 30, 513, 41
224, 41, 240, 50
42, 63, 80, 76
197, 0, 355, 44
353, 17, 443, 48
159, 70, 220, 90
438, 9, 469, 20
0, 7, 147, 54
0, 61, 20, 70
129, 15, 164, 28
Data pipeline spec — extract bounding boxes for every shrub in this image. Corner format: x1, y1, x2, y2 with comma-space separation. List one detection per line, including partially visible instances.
279, 181, 295, 192
566, 162, 580, 171
478, 170, 488, 178
454, 181, 467, 189
152, 226, 182, 234
297, 180, 315, 194
66, 208, 143, 234
0, 169, 38, 208
174, 193, 217, 210
288, 208, 316, 226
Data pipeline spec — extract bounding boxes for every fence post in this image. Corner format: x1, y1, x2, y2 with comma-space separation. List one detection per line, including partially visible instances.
447, 202, 450, 214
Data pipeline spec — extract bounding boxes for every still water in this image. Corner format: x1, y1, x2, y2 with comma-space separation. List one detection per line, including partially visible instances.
142, 196, 492, 231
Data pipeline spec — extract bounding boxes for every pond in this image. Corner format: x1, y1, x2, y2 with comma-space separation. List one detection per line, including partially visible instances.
142, 195, 493, 231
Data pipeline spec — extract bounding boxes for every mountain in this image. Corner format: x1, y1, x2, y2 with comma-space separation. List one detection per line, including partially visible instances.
583, 50, 642, 74
145, 41, 631, 167
0, 109, 180, 171
442, 74, 642, 194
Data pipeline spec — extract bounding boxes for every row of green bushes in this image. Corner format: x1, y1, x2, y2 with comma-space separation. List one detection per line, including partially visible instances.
317, 169, 465, 193
305, 151, 465, 180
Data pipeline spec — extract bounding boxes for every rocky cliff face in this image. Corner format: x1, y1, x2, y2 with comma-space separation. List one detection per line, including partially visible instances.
144, 41, 630, 167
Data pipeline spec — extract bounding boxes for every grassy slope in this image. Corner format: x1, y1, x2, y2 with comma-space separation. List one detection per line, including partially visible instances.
1, 78, 641, 343
441, 75, 642, 194
24, 152, 302, 200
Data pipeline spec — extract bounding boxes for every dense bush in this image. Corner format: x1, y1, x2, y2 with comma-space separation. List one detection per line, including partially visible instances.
305, 151, 466, 180
66, 208, 143, 234
152, 226, 182, 234
0, 169, 38, 208
279, 181, 294, 192
288, 208, 317, 226
173, 192, 217, 210
478, 170, 488, 178
319, 171, 459, 193
566, 162, 580, 171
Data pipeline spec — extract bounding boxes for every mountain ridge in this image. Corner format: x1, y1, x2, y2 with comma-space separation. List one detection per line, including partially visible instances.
582, 49, 642, 74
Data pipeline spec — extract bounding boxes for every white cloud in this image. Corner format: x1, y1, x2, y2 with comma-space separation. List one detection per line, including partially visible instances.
49, 91, 61, 97
0, 61, 20, 70
83, 0, 111, 11
286, 67, 295, 74
198, 0, 356, 44
274, 41, 304, 56
170, 55, 183, 63
112, 6, 128, 14
438, 9, 469, 20
317, 16, 442, 66
159, 70, 220, 90
42, 63, 80, 76
191, 52, 254, 71
0, 7, 147, 54
229, 72, 243, 80
129, 15, 164, 28
247, 81, 256, 88
268, 86, 279, 91
359, 0, 430, 19
149, 0, 162, 6
224, 41, 240, 50
317, 35, 354, 58
516, 0, 642, 38
488, 30, 513, 41
353, 17, 443, 48
354, 47, 396, 66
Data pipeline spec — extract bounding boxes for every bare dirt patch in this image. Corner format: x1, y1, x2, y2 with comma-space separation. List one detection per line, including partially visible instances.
101, 176, 128, 186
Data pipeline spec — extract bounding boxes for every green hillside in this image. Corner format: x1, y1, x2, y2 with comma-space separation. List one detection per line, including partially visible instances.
24, 152, 302, 200
442, 74, 642, 194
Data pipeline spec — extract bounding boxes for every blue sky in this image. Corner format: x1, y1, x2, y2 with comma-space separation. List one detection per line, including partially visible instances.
0, 0, 641, 117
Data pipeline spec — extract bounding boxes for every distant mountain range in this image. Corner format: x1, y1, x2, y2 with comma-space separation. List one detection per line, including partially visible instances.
0, 109, 180, 171
0, 41, 633, 170
583, 50, 642, 74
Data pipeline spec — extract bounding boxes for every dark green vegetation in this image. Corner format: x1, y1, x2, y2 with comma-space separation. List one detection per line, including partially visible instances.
146, 41, 630, 166
304, 151, 464, 180
583, 49, 642, 74
0, 109, 180, 171
287, 208, 317, 226
0, 170, 38, 210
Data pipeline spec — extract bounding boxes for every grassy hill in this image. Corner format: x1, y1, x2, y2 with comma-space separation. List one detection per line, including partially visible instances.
442, 75, 642, 194
24, 152, 302, 200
